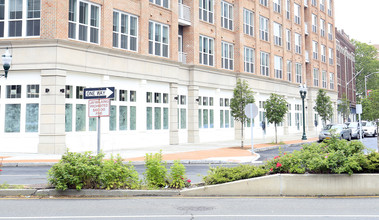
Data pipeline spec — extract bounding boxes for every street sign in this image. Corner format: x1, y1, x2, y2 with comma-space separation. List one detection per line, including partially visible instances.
88, 99, 111, 118
244, 103, 258, 119
84, 87, 115, 99
356, 104, 362, 114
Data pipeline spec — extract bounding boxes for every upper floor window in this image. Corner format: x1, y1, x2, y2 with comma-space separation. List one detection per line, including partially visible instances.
221, 41, 234, 70
199, 35, 214, 66
273, 22, 282, 46
321, 44, 326, 62
285, 0, 290, 19
273, 0, 281, 13
312, 14, 317, 33
320, 18, 325, 37
259, 15, 269, 41
287, 60, 292, 82
322, 70, 327, 88
327, 0, 332, 16
313, 41, 318, 59
294, 3, 301, 24
27, 84, 39, 98
274, 56, 283, 79
295, 33, 301, 54
0, 0, 41, 38
149, 0, 169, 9
296, 63, 302, 83
149, 21, 169, 58
320, 0, 325, 11
244, 46, 255, 73
6, 85, 21, 98
329, 72, 334, 89
286, 29, 291, 51
313, 68, 319, 87
69, 0, 100, 44
260, 51, 270, 76
199, 0, 214, 23
328, 23, 333, 40
329, 47, 334, 65
243, 8, 254, 36
311, 0, 317, 7
112, 11, 138, 51
221, 1, 233, 30
260, 0, 268, 7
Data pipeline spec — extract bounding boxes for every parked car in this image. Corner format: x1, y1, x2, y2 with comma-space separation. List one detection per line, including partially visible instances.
319, 124, 352, 142
362, 121, 378, 137
346, 122, 364, 139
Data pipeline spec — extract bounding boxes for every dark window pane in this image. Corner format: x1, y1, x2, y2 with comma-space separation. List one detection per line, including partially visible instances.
79, 25, 87, 41
27, 20, 40, 36
68, 22, 76, 38
9, 21, 22, 37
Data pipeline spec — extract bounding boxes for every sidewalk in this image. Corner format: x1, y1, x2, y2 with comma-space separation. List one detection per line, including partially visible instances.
0, 135, 318, 166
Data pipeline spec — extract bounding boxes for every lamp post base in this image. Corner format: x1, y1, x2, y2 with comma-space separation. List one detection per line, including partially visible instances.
302, 134, 307, 140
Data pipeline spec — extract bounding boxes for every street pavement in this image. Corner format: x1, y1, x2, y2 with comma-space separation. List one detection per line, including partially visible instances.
0, 134, 320, 166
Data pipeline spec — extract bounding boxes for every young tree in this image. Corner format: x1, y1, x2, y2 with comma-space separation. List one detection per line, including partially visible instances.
315, 89, 334, 126
362, 90, 379, 126
337, 94, 350, 123
264, 93, 288, 144
230, 79, 255, 148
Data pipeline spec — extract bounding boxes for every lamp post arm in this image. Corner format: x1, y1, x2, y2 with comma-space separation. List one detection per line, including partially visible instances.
346, 68, 364, 86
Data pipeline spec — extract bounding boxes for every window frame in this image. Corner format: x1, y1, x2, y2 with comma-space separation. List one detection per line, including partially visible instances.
221, 0, 233, 31
273, 0, 281, 13
149, 0, 169, 9
273, 22, 282, 46
313, 68, 319, 87
221, 41, 234, 70
112, 10, 138, 52
274, 55, 283, 79
148, 20, 170, 58
294, 3, 301, 25
295, 33, 301, 54
296, 63, 302, 83
259, 15, 269, 41
243, 8, 254, 36
199, 0, 214, 24
199, 35, 214, 66
244, 46, 255, 73
260, 51, 270, 76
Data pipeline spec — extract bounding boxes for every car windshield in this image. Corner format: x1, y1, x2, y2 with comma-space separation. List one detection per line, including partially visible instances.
348, 122, 359, 128
324, 124, 342, 130
362, 122, 367, 126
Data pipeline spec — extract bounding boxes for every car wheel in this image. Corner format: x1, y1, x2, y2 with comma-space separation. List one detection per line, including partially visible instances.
348, 134, 352, 141
374, 131, 378, 137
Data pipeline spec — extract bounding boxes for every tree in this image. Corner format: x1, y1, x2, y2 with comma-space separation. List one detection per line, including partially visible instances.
230, 79, 255, 148
337, 94, 350, 122
351, 40, 379, 94
315, 89, 334, 126
264, 93, 288, 144
362, 90, 379, 123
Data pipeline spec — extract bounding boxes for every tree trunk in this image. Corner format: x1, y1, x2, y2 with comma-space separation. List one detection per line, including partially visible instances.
275, 123, 278, 144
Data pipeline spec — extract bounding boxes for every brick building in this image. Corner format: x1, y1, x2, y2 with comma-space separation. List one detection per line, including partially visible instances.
0, 0, 338, 154
335, 28, 356, 122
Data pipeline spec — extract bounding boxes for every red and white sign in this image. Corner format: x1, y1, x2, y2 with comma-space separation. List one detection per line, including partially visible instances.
88, 99, 111, 118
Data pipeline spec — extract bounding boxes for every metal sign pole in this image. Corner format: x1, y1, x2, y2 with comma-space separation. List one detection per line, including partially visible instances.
251, 106, 254, 154
97, 116, 101, 155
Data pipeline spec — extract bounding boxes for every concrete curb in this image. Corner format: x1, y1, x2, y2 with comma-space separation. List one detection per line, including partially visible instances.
254, 141, 317, 152
0, 189, 37, 197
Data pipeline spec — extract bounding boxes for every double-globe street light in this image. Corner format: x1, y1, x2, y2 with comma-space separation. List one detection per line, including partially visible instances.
299, 84, 307, 140
1, 48, 12, 78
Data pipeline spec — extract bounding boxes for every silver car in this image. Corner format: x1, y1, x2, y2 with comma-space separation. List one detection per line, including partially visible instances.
362, 121, 378, 137
346, 122, 364, 139
319, 124, 352, 142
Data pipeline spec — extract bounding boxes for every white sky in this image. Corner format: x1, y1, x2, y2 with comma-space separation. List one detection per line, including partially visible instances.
334, 0, 379, 45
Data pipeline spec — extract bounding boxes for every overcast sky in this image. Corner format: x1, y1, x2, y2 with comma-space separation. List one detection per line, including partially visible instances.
334, 0, 379, 45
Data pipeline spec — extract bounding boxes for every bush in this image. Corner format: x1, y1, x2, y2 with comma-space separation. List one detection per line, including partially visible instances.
167, 160, 190, 189
362, 152, 379, 173
203, 164, 267, 185
143, 150, 168, 189
266, 136, 367, 175
48, 151, 141, 191
99, 155, 141, 190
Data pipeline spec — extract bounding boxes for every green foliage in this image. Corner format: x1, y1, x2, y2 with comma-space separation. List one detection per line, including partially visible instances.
266, 136, 367, 175
48, 151, 141, 191
351, 39, 379, 94
362, 152, 379, 173
337, 94, 350, 122
144, 150, 168, 189
99, 155, 141, 190
167, 160, 190, 189
203, 164, 267, 185
264, 93, 288, 143
362, 90, 379, 122
315, 89, 333, 125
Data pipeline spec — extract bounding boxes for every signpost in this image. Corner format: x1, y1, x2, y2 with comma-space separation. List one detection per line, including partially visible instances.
84, 87, 114, 154
244, 103, 258, 153
356, 104, 362, 141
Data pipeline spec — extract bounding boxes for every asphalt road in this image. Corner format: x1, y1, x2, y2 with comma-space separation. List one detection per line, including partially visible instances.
1, 137, 377, 186
1, 197, 379, 219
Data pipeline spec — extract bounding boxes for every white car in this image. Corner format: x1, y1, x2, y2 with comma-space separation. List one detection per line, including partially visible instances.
362, 121, 378, 137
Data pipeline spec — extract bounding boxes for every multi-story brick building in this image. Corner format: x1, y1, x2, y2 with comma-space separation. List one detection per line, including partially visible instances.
335, 28, 356, 122
0, 0, 338, 154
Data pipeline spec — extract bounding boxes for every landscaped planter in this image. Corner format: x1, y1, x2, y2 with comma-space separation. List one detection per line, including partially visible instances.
181, 174, 379, 196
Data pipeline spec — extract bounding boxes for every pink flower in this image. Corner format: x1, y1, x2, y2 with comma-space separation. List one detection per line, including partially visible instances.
270, 168, 273, 172
276, 163, 282, 168
274, 156, 280, 159
187, 179, 191, 183
325, 156, 328, 159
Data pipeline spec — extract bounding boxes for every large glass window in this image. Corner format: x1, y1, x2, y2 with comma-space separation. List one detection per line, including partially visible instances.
221, 1, 233, 30
65, 104, 73, 132
199, 0, 213, 23
273, 0, 281, 13
130, 106, 136, 130
295, 33, 301, 54
0, 0, 40, 38
5, 104, 20, 132
221, 41, 233, 70
313, 41, 318, 60
259, 16, 269, 41
119, 106, 127, 130
199, 35, 214, 66
322, 70, 327, 88
321, 45, 326, 62
109, 105, 117, 131
285, 0, 290, 19
113, 11, 138, 51
68, 0, 100, 43
243, 8, 253, 36
320, 18, 325, 37
149, 21, 169, 58
75, 104, 86, 131
313, 68, 319, 87
260, 51, 269, 76
329, 48, 334, 65
273, 22, 282, 46
328, 23, 333, 40
296, 63, 302, 83
294, 3, 301, 24
244, 47, 254, 73
274, 56, 283, 79
329, 72, 334, 90
25, 103, 39, 132
312, 14, 317, 33
286, 29, 291, 51
287, 60, 292, 82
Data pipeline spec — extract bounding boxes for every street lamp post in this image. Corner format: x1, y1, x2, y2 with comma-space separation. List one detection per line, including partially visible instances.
365, 72, 379, 98
1, 48, 12, 78
299, 84, 307, 140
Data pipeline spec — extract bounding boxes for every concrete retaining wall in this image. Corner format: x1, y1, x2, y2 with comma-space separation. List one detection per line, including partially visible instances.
181, 174, 379, 196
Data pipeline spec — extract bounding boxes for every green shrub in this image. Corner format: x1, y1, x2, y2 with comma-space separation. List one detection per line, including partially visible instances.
362, 152, 379, 173
48, 151, 103, 191
203, 164, 267, 185
144, 150, 168, 188
167, 160, 190, 189
99, 155, 141, 190
266, 136, 367, 175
